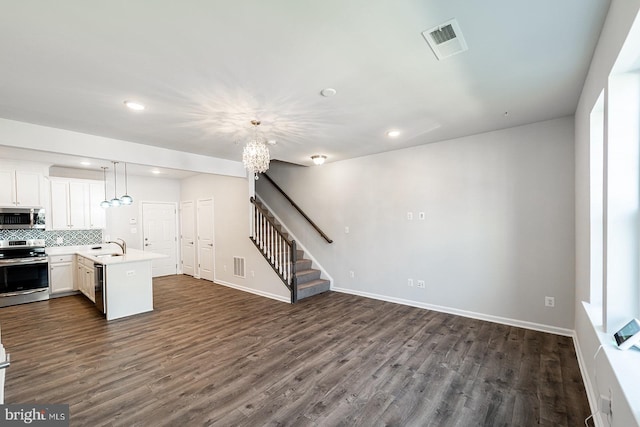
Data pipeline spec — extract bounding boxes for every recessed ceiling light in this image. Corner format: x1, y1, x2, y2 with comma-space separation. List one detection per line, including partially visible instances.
311, 155, 327, 165
80, 161, 91, 166
320, 88, 337, 97
386, 130, 401, 138
124, 100, 145, 111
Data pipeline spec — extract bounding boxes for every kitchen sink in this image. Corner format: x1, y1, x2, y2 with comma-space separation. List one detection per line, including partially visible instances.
95, 253, 124, 258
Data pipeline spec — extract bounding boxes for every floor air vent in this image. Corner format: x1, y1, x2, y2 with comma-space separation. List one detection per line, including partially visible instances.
422, 18, 468, 60
233, 256, 245, 278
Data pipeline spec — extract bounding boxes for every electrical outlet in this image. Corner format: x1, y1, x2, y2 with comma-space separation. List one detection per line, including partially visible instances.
349, 271, 355, 278
345, 226, 350, 234
545, 296, 555, 307
56, 237, 64, 244
408, 279, 414, 287
223, 265, 227, 272
599, 394, 612, 415
418, 212, 425, 220
417, 280, 425, 289
407, 212, 413, 220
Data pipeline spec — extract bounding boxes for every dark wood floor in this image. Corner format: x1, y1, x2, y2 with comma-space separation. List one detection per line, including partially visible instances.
0, 275, 591, 426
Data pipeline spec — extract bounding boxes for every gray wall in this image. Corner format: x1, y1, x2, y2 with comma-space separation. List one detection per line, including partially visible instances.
258, 116, 575, 329
180, 173, 290, 301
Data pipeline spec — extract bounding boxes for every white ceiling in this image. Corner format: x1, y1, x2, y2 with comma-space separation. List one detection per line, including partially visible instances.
0, 1, 610, 171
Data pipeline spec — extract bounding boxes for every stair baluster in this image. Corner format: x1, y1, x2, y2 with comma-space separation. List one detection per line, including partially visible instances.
249, 197, 329, 303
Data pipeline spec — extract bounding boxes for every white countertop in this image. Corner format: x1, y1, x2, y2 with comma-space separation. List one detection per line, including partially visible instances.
46, 244, 165, 265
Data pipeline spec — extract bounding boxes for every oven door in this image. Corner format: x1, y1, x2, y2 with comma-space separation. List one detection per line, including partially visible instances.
0, 258, 49, 295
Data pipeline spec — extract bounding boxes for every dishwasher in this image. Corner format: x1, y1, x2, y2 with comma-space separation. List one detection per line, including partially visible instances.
94, 263, 106, 314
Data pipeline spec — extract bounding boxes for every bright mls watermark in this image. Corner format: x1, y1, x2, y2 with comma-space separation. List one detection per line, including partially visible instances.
0, 405, 69, 426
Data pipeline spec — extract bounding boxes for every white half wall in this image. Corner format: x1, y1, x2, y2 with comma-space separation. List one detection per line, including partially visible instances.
258, 116, 575, 330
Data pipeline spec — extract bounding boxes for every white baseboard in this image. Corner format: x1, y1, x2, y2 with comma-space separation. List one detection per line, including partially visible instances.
572, 331, 604, 427
214, 278, 290, 304
332, 286, 574, 337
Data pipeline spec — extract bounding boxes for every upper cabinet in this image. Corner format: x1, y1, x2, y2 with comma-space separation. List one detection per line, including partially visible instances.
0, 169, 43, 207
88, 182, 106, 229
50, 178, 105, 230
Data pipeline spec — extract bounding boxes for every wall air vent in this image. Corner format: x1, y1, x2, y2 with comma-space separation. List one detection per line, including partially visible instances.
422, 18, 468, 60
233, 256, 245, 278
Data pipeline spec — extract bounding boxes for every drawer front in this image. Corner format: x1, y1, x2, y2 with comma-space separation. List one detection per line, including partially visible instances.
50, 254, 74, 263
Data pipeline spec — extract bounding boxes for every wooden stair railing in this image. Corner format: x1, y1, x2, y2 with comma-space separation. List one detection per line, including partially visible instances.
249, 197, 298, 303
260, 173, 333, 244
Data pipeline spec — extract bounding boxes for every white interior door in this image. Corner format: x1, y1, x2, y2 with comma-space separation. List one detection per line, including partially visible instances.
180, 201, 196, 277
142, 202, 178, 277
197, 198, 215, 282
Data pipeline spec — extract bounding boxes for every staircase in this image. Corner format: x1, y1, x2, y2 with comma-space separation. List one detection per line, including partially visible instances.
250, 198, 330, 302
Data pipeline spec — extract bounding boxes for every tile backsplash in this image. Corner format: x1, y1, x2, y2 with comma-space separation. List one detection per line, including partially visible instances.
0, 229, 103, 247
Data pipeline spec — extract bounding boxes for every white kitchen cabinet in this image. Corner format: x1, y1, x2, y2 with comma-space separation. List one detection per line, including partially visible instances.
68, 182, 87, 229
76, 256, 95, 302
50, 178, 103, 230
88, 182, 106, 229
0, 169, 42, 207
50, 181, 69, 229
49, 254, 75, 294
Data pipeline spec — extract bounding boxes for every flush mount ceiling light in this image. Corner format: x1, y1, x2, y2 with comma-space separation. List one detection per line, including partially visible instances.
386, 130, 401, 138
242, 120, 270, 179
80, 161, 91, 166
311, 155, 327, 165
124, 100, 145, 111
320, 88, 337, 97
151, 170, 161, 175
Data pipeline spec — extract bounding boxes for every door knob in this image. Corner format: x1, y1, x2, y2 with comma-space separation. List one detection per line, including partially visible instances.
145, 243, 150, 246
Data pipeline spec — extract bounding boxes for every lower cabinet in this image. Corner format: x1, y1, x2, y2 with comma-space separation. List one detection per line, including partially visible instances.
76, 256, 95, 302
49, 255, 75, 294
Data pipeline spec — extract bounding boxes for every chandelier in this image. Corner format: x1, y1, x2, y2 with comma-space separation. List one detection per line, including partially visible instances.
242, 120, 270, 176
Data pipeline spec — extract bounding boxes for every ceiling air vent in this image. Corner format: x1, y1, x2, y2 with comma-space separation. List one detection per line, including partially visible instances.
422, 18, 468, 60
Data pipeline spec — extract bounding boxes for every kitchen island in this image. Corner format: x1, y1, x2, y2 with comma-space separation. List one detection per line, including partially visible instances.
47, 245, 165, 321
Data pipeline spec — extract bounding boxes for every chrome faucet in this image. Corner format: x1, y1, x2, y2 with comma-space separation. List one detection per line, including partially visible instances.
106, 238, 127, 255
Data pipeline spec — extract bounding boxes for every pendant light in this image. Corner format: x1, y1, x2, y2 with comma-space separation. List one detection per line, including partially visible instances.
120, 162, 133, 205
110, 161, 122, 207
100, 167, 111, 208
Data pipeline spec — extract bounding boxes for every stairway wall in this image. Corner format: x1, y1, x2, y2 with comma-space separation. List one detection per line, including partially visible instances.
257, 117, 575, 331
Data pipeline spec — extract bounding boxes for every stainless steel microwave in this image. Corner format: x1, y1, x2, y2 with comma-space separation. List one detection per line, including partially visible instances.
0, 208, 46, 230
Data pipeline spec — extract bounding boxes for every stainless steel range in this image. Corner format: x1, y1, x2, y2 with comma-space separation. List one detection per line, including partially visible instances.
0, 239, 49, 307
